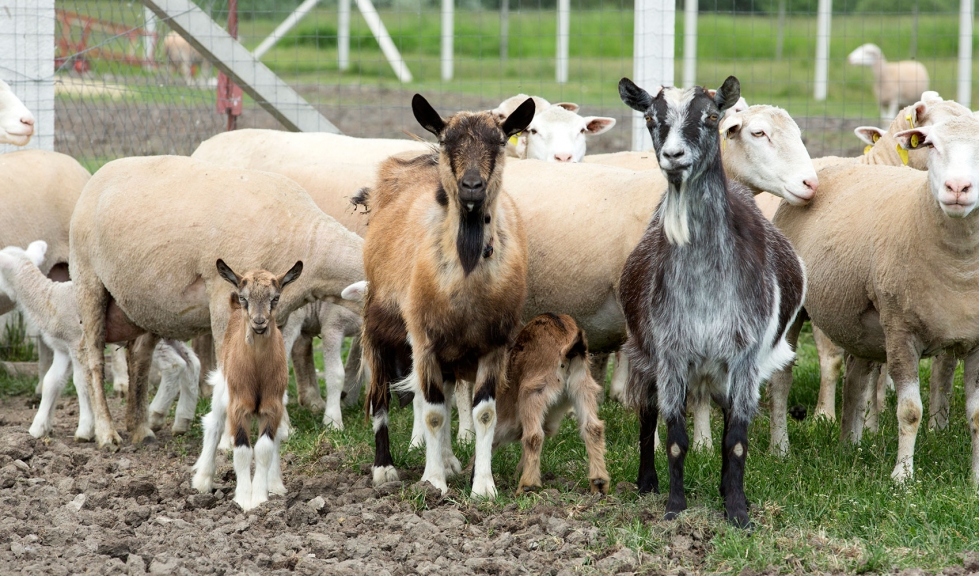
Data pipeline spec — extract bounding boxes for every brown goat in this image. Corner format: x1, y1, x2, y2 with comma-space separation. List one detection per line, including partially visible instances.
495, 313, 610, 494
192, 259, 303, 511
359, 94, 535, 497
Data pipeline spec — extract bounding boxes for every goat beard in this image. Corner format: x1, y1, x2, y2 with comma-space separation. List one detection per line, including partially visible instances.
457, 205, 485, 276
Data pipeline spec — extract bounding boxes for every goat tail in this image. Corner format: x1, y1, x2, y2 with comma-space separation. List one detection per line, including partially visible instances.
564, 329, 598, 398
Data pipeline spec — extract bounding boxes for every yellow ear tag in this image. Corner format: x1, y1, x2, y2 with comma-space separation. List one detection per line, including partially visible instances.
910, 134, 920, 148
864, 144, 873, 155
906, 113, 915, 128
872, 133, 880, 143
508, 132, 521, 146
897, 144, 909, 165
721, 137, 727, 151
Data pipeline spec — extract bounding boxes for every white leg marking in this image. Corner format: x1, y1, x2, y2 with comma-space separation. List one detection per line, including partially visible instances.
233, 445, 255, 511
29, 350, 71, 439
420, 399, 449, 494
471, 398, 498, 498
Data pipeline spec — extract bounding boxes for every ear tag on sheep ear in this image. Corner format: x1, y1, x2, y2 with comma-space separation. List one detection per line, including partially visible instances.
863, 144, 873, 155
508, 131, 521, 146
896, 145, 909, 165
906, 113, 915, 128
721, 137, 727, 152
872, 133, 880, 143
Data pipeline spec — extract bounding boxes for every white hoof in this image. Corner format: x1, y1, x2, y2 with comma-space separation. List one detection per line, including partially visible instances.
234, 495, 255, 511
74, 429, 94, 443
192, 472, 213, 494
372, 465, 399, 485
891, 461, 914, 484
421, 475, 449, 495
444, 454, 463, 476
171, 418, 192, 435
29, 422, 51, 439
269, 481, 287, 496
148, 411, 167, 432
471, 475, 497, 499
250, 491, 268, 509
322, 410, 344, 431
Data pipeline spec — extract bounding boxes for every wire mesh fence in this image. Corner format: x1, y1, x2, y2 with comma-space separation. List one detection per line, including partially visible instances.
45, 0, 977, 170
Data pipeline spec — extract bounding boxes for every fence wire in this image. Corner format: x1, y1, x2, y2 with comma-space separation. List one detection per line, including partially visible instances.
46, 0, 976, 169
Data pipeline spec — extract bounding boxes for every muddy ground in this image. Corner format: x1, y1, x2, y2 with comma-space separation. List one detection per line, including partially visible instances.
0, 392, 705, 576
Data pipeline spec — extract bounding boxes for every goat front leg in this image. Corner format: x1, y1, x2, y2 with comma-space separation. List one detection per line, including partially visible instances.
929, 353, 956, 430
768, 315, 804, 455
364, 331, 400, 486
812, 326, 843, 420
720, 407, 751, 529
29, 348, 71, 439
126, 334, 159, 445
192, 374, 228, 493
471, 347, 506, 498
886, 335, 923, 483
455, 380, 474, 442
416, 347, 450, 494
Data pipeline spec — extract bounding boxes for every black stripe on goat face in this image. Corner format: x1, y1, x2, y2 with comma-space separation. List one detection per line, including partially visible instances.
646, 86, 724, 183
437, 112, 508, 214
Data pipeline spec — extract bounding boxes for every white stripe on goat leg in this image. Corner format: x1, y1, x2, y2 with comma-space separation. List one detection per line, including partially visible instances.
371, 407, 399, 485
192, 371, 229, 493
471, 396, 498, 498
268, 420, 289, 495
441, 380, 463, 474
250, 434, 274, 509
233, 444, 254, 510
420, 397, 450, 494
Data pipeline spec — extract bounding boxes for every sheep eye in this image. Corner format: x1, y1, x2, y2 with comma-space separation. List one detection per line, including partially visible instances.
529, 128, 537, 135
751, 130, 765, 138
580, 128, 587, 134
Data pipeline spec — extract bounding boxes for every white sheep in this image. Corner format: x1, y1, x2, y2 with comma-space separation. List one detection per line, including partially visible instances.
0, 79, 35, 146
847, 43, 929, 122
163, 31, 211, 86
492, 94, 615, 162
0, 241, 200, 440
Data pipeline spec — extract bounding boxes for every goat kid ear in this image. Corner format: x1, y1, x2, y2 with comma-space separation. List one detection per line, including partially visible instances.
719, 115, 744, 139
412, 94, 446, 137
502, 98, 536, 138
713, 76, 741, 112
279, 261, 303, 288
341, 280, 368, 302
618, 77, 658, 113
893, 127, 933, 151
26, 240, 47, 267
854, 126, 885, 146
583, 117, 616, 135
555, 102, 580, 113
216, 259, 242, 289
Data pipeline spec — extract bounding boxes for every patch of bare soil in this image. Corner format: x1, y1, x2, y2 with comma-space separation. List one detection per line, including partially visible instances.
0, 394, 671, 576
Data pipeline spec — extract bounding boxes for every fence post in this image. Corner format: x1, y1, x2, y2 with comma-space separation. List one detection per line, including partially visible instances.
442, 0, 453, 81
500, 0, 509, 62
813, 0, 831, 101
339, 0, 350, 70
957, 0, 974, 107
682, 0, 697, 88
632, 0, 674, 151
556, 0, 569, 83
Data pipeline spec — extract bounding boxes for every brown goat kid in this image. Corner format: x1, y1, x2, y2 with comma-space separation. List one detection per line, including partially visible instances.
192, 259, 303, 512
495, 313, 610, 494
360, 94, 535, 498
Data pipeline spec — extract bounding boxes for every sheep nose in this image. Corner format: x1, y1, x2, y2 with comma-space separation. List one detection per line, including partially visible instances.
21, 116, 34, 127
946, 178, 973, 196
553, 153, 573, 162
804, 178, 819, 194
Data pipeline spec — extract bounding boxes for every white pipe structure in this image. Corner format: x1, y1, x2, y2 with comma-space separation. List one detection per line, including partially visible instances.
339, 0, 350, 71
957, 0, 974, 107
143, 7, 157, 70
355, 0, 413, 82
682, 0, 697, 88
632, 0, 675, 151
813, 0, 831, 101
441, 0, 453, 81
253, 0, 320, 59
556, 0, 570, 83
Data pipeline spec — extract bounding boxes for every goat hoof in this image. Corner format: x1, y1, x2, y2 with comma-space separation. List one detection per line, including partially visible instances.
192, 474, 213, 494
726, 512, 753, 531
590, 478, 610, 495
269, 482, 287, 496
96, 430, 123, 452
322, 412, 344, 431
372, 465, 400, 486
444, 455, 463, 476
516, 483, 541, 495
148, 412, 167, 432
28, 423, 51, 439
171, 419, 192, 435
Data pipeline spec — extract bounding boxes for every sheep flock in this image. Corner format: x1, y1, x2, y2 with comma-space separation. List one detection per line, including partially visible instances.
1, 63, 978, 574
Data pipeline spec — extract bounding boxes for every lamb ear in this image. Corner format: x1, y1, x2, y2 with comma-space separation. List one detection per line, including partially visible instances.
719, 114, 744, 138
713, 76, 741, 112
341, 280, 368, 302
554, 102, 579, 113
25, 240, 47, 268
854, 126, 885, 145
502, 98, 536, 138
412, 94, 445, 137
583, 117, 616, 135
216, 259, 241, 289
893, 127, 933, 151
619, 78, 658, 112
279, 261, 303, 288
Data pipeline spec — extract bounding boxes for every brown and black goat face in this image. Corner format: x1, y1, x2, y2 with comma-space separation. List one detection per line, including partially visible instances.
216, 259, 303, 337
412, 93, 535, 275
619, 76, 741, 187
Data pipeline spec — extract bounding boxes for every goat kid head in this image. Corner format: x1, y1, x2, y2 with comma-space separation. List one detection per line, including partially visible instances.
0, 240, 47, 301
619, 76, 741, 188
412, 93, 535, 275
895, 115, 979, 218
216, 259, 303, 342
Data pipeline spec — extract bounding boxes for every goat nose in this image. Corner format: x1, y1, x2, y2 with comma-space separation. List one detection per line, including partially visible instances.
946, 178, 972, 196
662, 148, 685, 161
254, 316, 268, 326
554, 153, 572, 162
461, 177, 485, 193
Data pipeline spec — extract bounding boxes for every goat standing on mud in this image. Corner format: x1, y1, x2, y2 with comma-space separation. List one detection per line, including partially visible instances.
192, 259, 303, 511
618, 77, 806, 528
358, 94, 535, 497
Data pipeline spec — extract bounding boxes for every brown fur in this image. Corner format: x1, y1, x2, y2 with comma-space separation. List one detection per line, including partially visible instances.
495, 314, 609, 494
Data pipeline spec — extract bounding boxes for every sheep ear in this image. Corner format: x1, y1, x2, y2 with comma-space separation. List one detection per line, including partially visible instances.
26, 241, 47, 267
412, 94, 445, 137
502, 98, 536, 138
279, 261, 303, 288
341, 280, 368, 302
554, 102, 579, 113
719, 115, 744, 138
920, 90, 942, 103
583, 117, 616, 135
216, 259, 241, 289
854, 126, 885, 145
713, 76, 741, 112
619, 78, 657, 112
893, 127, 933, 151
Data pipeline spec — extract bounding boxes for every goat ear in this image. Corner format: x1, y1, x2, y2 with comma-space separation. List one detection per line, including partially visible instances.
502, 98, 536, 138
412, 94, 445, 137
216, 259, 241, 289
719, 114, 744, 138
713, 76, 741, 112
279, 261, 303, 288
618, 78, 657, 112
26, 240, 47, 268
583, 117, 616, 135
554, 102, 579, 113
854, 126, 885, 145
341, 280, 368, 302
893, 127, 933, 151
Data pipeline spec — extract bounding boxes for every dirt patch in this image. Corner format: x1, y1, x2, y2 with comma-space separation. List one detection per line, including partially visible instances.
0, 393, 670, 576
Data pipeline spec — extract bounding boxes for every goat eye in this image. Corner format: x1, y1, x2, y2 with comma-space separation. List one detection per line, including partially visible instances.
239, 296, 247, 306
271, 297, 279, 308
708, 114, 719, 122
644, 115, 651, 123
